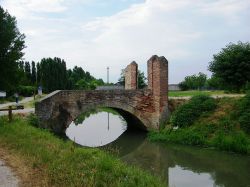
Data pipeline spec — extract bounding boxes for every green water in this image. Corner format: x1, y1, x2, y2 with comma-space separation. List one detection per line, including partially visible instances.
66, 110, 250, 187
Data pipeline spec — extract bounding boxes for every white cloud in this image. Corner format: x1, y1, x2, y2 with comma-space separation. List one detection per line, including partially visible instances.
1, 0, 67, 19
1, 0, 250, 83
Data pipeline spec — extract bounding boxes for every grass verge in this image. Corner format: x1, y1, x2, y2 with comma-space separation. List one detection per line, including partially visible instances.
168, 90, 225, 97
149, 97, 250, 154
0, 116, 164, 187
22, 94, 47, 108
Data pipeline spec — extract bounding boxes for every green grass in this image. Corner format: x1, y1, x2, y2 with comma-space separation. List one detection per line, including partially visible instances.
0, 116, 164, 187
149, 97, 250, 154
23, 94, 47, 108
169, 90, 225, 97
149, 125, 250, 154
170, 95, 217, 127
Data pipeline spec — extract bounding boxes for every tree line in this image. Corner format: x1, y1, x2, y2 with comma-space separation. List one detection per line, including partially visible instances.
0, 6, 104, 96
179, 42, 250, 92
17, 58, 104, 95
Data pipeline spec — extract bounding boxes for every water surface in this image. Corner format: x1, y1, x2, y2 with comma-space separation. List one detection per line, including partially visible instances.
66, 110, 250, 187
66, 111, 126, 147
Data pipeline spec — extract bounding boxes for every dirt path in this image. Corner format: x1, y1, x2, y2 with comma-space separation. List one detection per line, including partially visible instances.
0, 97, 35, 116
0, 97, 33, 109
0, 159, 19, 187
0, 108, 34, 116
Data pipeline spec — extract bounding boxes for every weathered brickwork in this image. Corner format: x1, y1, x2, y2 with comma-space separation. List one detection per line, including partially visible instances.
125, 61, 138, 90
147, 55, 168, 128
35, 55, 168, 134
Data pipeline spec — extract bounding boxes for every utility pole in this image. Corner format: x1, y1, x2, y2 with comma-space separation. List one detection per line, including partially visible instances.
107, 66, 109, 84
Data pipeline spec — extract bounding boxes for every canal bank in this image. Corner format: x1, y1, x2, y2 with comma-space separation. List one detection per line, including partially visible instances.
65, 107, 250, 187
0, 116, 164, 186
149, 95, 250, 155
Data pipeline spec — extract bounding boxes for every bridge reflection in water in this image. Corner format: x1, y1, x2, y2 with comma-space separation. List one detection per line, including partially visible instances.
108, 132, 250, 187
67, 109, 250, 187
66, 109, 127, 147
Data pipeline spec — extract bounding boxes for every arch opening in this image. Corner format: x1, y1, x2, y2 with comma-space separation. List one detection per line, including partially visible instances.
70, 106, 147, 131
65, 106, 146, 147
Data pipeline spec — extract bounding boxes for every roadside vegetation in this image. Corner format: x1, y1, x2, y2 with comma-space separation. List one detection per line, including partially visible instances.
0, 116, 164, 187
168, 90, 225, 97
0, 96, 24, 104
149, 93, 250, 154
21, 94, 47, 109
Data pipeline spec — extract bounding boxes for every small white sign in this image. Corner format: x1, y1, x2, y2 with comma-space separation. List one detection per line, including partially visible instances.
38, 86, 42, 95
0, 91, 6, 97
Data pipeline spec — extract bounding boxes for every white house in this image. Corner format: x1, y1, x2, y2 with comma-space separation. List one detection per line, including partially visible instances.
0, 91, 6, 97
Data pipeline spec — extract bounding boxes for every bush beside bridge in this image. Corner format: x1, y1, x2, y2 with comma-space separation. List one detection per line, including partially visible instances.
149, 94, 250, 154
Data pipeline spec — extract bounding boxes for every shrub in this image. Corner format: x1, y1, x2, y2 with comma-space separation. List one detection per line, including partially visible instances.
148, 128, 206, 146
18, 85, 35, 97
171, 95, 217, 127
211, 131, 249, 154
27, 113, 39, 127
237, 91, 250, 134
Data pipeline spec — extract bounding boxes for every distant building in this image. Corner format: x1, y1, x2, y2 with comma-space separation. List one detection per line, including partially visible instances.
168, 84, 180, 91
96, 85, 124, 90
96, 84, 180, 91
0, 91, 6, 97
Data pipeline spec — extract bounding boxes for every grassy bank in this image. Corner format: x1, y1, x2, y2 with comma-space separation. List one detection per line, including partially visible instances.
168, 90, 225, 97
22, 94, 47, 108
0, 116, 164, 187
149, 95, 250, 154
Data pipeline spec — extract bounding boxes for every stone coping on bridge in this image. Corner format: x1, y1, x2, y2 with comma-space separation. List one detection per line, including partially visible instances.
38, 89, 152, 103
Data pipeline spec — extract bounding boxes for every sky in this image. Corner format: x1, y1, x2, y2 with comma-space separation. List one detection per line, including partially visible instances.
1, 0, 249, 83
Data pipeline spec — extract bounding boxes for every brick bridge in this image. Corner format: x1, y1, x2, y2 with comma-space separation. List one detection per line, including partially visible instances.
35, 55, 169, 134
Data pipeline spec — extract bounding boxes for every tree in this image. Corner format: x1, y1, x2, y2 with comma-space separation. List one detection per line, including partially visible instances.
117, 69, 125, 86
40, 57, 67, 92
0, 6, 25, 91
209, 42, 250, 91
179, 72, 207, 90
117, 69, 147, 89
196, 72, 207, 90
179, 81, 189, 91
24, 61, 31, 84
31, 61, 36, 85
137, 71, 147, 89
36, 62, 41, 85
206, 76, 223, 90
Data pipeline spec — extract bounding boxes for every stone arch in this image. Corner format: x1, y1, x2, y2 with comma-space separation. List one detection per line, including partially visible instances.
42, 97, 149, 135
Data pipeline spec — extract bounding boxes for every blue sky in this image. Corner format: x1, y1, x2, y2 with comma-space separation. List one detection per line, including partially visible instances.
1, 0, 249, 83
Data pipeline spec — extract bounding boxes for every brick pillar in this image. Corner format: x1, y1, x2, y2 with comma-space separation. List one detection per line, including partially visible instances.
147, 55, 168, 113
125, 61, 138, 90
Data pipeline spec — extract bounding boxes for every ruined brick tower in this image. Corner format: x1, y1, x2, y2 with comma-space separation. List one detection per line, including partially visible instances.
147, 55, 168, 128
125, 61, 138, 90
147, 55, 168, 112
123, 55, 168, 129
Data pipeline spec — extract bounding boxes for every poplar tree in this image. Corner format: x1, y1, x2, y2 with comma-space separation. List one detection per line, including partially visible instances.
0, 6, 25, 91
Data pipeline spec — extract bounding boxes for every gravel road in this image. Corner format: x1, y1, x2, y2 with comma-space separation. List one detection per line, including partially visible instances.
0, 159, 19, 187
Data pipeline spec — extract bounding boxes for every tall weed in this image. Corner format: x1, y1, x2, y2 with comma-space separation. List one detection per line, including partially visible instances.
171, 95, 217, 127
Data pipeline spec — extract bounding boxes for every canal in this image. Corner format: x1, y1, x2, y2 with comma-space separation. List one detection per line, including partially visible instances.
66, 109, 250, 187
